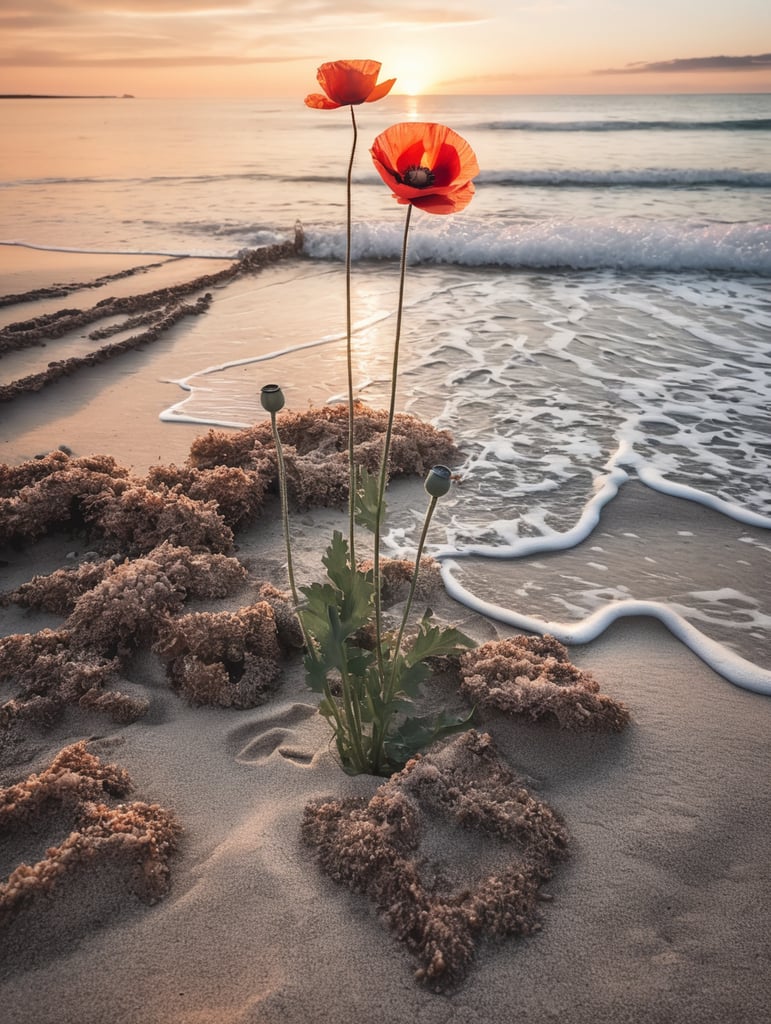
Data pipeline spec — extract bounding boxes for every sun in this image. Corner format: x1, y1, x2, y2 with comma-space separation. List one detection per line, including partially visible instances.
396, 69, 431, 96
389, 52, 438, 96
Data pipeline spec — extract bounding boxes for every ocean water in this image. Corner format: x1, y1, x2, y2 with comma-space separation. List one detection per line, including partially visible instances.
1, 93, 770, 693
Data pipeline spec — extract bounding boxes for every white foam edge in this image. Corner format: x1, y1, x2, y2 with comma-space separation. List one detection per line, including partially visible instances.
439, 564, 771, 696
435, 440, 771, 562
158, 311, 392, 426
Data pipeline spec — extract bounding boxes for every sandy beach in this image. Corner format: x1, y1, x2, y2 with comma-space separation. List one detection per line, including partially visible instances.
1, 247, 770, 1024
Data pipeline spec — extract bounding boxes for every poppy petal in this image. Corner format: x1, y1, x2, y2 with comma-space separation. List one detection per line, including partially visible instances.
316, 59, 381, 106
365, 78, 396, 103
410, 183, 476, 214
304, 93, 342, 110
371, 122, 479, 215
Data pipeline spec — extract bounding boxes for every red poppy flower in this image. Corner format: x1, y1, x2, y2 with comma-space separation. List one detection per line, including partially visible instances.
305, 60, 396, 110
370, 122, 479, 214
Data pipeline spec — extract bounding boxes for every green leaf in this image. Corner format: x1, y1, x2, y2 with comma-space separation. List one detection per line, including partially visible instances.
303, 652, 329, 693
321, 531, 375, 635
299, 582, 340, 646
406, 615, 476, 666
354, 466, 383, 534
392, 659, 429, 699
384, 708, 475, 767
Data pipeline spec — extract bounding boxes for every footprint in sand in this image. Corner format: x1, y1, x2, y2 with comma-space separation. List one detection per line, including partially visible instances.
229, 702, 319, 766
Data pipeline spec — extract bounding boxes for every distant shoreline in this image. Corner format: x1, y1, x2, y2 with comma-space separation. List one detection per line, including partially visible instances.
0, 93, 134, 99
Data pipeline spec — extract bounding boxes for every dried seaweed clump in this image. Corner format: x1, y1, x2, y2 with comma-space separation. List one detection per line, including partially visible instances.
0, 450, 131, 499
0, 451, 234, 554
358, 556, 443, 607
83, 483, 234, 555
63, 543, 247, 657
0, 741, 182, 926
145, 454, 275, 530
187, 404, 459, 510
0, 455, 134, 544
458, 634, 630, 732
0, 629, 148, 730
2, 558, 116, 614
154, 601, 284, 708
257, 582, 305, 651
3, 542, 246, 617
302, 729, 568, 991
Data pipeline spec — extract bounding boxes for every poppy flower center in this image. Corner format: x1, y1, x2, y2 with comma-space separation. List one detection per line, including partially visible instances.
400, 164, 435, 189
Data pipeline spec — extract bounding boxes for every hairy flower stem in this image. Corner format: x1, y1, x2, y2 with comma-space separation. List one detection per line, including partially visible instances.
369, 492, 437, 776
387, 494, 438, 694
373, 204, 413, 684
268, 411, 315, 657
346, 104, 358, 564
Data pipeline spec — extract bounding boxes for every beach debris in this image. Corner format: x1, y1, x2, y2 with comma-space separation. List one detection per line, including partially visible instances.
0, 628, 148, 739
0, 449, 127, 495
458, 634, 631, 731
153, 595, 289, 708
357, 555, 443, 606
0, 451, 234, 554
2, 557, 117, 614
0, 235, 305, 403
82, 482, 234, 555
4, 542, 246, 625
0, 258, 171, 308
187, 403, 459, 509
0, 543, 251, 741
302, 728, 568, 991
0, 452, 133, 544
64, 546, 234, 657
145, 457, 275, 530
0, 741, 182, 928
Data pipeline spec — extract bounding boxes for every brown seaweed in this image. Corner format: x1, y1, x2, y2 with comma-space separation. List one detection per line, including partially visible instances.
188, 403, 459, 509
2, 558, 116, 614
357, 556, 443, 606
153, 600, 285, 708
0, 629, 148, 731
0, 234, 304, 402
145, 457, 275, 530
0, 544, 249, 733
302, 729, 568, 991
0, 742, 182, 926
0, 455, 134, 543
458, 634, 631, 731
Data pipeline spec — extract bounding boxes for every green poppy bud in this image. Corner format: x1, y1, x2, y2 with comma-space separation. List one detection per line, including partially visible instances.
260, 384, 285, 414
424, 465, 452, 498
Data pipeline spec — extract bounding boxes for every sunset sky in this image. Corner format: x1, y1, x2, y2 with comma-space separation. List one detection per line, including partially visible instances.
1, 0, 770, 98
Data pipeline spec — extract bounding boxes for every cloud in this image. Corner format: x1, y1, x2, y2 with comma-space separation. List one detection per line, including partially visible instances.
594, 53, 771, 75
0, 48, 312, 68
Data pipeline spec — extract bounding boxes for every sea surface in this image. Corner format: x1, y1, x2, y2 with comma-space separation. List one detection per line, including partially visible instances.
1, 93, 770, 692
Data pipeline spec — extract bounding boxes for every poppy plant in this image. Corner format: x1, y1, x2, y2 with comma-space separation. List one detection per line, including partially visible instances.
265, 86, 477, 775
367, 123, 477, 661
304, 59, 395, 564
304, 59, 396, 110
371, 122, 479, 214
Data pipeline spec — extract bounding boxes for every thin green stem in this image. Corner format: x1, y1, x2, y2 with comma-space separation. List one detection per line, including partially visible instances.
346, 104, 358, 564
269, 411, 315, 658
337, 659, 368, 773
387, 494, 438, 696
373, 203, 413, 682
